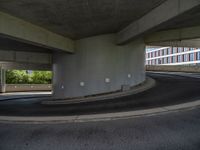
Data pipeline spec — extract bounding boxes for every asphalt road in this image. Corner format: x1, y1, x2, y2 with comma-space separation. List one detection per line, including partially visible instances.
0, 72, 200, 116
0, 107, 200, 150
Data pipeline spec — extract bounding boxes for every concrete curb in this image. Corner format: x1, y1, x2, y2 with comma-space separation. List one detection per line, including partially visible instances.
42, 77, 156, 105
147, 71, 200, 79
0, 99, 200, 124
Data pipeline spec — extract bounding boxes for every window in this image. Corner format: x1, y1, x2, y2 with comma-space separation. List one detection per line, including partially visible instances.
184, 47, 189, 52
190, 48, 195, 51
167, 48, 171, 55
167, 57, 171, 63
152, 59, 154, 65
162, 58, 165, 64
197, 52, 200, 60
157, 59, 159, 64
158, 59, 161, 64
158, 50, 160, 56
178, 47, 182, 53
184, 54, 188, 62
178, 55, 181, 62
162, 50, 164, 56
164, 49, 167, 55
173, 47, 177, 54
172, 56, 176, 63
164, 58, 167, 64
190, 53, 194, 61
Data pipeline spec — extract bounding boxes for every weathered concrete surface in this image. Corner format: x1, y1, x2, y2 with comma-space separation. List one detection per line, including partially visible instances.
118, 0, 200, 44
0, 0, 166, 39
0, 0, 200, 46
0, 12, 74, 52
145, 26, 200, 46
53, 34, 145, 98
146, 65, 200, 73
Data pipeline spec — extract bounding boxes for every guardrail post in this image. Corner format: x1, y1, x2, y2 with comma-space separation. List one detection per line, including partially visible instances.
0, 67, 6, 93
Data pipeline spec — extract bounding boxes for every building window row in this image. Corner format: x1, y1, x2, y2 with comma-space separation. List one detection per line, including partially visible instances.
146, 52, 200, 65
146, 47, 198, 59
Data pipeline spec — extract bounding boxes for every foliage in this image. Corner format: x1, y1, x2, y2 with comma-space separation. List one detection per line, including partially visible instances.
6, 70, 52, 84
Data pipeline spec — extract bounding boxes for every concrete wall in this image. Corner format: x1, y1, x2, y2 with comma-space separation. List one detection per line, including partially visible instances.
53, 34, 145, 98
5, 84, 52, 92
146, 65, 200, 73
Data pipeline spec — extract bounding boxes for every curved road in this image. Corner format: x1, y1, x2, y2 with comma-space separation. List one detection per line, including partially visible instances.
0, 106, 200, 150
0, 72, 200, 150
0, 72, 200, 116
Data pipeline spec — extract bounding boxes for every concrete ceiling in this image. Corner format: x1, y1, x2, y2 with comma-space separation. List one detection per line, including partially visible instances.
0, 0, 166, 40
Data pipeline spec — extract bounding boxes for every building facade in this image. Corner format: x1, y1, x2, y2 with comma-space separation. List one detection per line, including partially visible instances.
146, 47, 200, 65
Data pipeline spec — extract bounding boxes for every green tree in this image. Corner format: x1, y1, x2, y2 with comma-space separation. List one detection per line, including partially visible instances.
31, 71, 52, 84
6, 70, 52, 84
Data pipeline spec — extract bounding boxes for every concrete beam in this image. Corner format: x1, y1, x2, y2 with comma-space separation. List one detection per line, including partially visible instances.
145, 39, 200, 48
0, 49, 52, 65
144, 26, 200, 46
0, 62, 52, 71
117, 0, 200, 44
0, 12, 75, 52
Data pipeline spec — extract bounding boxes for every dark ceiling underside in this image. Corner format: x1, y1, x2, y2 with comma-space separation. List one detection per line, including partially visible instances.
0, 0, 166, 39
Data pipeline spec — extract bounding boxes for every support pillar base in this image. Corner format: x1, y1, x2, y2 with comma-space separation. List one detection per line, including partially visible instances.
0, 84, 6, 93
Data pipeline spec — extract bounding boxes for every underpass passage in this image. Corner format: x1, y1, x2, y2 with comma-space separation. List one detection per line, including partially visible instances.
0, 72, 200, 116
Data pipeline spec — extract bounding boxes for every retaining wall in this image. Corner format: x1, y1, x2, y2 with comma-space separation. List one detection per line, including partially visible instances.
146, 65, 200, 73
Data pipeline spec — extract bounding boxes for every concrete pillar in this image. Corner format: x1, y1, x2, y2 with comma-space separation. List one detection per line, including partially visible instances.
53, 34, 145, 99
0, 67, 6, 93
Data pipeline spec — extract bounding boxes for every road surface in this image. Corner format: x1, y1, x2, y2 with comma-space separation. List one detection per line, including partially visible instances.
0, 107, 200, 150
0, 72, 200, 116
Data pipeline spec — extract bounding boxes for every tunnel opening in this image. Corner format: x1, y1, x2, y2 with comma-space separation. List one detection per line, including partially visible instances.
0, 64, 53, 100
145, 38, 200, 73
5, 69, 52, 93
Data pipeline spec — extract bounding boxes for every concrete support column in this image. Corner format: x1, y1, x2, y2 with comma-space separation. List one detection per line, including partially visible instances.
0, 67, 6, 93
53, 34, 145, 99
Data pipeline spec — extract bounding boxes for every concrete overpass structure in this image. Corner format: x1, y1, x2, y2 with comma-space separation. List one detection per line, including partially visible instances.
0, 0, 200, 98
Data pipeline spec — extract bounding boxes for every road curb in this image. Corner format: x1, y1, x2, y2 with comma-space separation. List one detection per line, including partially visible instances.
0, 99, 200, 124
42, 77, 156, 105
